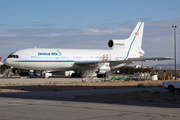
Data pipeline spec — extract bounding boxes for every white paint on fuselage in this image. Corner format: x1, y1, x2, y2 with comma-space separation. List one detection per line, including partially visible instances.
4, 48, 127, 71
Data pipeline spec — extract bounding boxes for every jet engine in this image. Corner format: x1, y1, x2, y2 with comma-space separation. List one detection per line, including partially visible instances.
96, 63, 111, 74
108, 39, 128, 49
108, 39, 127, 49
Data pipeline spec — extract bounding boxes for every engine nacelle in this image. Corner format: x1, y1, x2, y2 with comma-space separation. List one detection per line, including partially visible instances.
108, 39, 128, 50
96, 63, 111, 74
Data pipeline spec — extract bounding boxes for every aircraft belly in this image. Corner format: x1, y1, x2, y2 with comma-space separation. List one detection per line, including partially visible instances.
22, 62, 74, 70
71, 64, 89, 70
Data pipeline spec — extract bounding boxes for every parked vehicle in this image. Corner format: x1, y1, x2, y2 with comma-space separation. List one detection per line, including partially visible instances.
163, 81, 180, 92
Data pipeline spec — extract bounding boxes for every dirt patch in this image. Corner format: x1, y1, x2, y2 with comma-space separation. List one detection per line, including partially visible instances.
76, 90, 180, 104
0, 81, 164, 93
0, 80, 179, 104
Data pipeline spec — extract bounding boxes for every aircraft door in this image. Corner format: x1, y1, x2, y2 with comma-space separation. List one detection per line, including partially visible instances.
19, 53, 29, 68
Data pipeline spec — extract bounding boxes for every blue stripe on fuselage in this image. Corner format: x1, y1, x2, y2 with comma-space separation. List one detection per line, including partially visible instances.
13, 60, 97, 62
13, 60, 76, 62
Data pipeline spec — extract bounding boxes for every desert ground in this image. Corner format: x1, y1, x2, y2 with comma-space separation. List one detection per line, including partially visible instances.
0, 78, 179, 104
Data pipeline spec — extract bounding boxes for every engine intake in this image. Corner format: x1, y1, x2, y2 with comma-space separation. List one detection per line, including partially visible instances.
96, 63, 111, 74
108, 40, 114, 48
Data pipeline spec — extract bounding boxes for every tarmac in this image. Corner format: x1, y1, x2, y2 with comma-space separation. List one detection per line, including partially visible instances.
0, 77, 180, 120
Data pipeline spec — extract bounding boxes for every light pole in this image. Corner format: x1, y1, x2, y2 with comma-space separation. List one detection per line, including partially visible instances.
172, 26, 177, 80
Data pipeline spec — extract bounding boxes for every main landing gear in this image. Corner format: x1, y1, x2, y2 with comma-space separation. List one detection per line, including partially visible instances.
71, 72, 82, 77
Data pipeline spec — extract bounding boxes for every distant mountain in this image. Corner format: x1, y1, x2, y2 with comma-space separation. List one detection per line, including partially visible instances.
154, 64, 180, 69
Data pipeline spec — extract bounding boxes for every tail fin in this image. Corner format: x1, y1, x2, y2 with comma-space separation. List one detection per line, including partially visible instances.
0, 57, 3, 66
128, 22, 144, 50
124, 22, 144, 59
108, 22, 144, 59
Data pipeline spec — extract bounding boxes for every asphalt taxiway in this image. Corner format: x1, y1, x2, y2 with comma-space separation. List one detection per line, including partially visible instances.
0, 77, 180, 120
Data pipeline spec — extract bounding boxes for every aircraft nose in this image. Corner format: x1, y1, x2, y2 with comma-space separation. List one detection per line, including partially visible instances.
4, 58, 7, 64
4, 58, 10, 66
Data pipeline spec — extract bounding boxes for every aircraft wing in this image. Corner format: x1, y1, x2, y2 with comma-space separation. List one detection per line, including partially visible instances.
75, 57, 174, 65
110, 57, 174, 63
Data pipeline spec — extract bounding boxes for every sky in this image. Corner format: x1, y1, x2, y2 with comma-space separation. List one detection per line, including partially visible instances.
0, 0, 180, 67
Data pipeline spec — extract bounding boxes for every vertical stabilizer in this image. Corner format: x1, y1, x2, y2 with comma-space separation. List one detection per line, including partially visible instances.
124, 22, 144, 59
108, 22, 145, 59
0, 57, 3, 66
128, 22, 144, 50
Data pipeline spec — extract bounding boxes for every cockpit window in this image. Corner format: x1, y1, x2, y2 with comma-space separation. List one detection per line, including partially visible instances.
8, 55, 19, 58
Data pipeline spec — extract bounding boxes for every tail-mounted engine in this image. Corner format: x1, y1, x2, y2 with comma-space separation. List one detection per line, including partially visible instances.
108, 39, 127, 49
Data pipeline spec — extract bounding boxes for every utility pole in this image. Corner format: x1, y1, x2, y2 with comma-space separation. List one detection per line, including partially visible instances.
172, 26, 177, 80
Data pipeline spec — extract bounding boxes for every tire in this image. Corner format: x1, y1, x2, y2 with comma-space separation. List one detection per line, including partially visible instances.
71, 73, 81, 77
168, 85, 174, 93
97, 74, 105, 78
71, 73, 75, 77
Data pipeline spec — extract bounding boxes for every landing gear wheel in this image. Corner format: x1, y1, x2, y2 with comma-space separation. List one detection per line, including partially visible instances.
97, 74, 106, 78
168, 86, 174, 93
71, 73, 81, 77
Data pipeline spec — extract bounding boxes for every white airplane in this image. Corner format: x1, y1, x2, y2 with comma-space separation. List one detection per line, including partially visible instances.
4, 22, 173, 78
